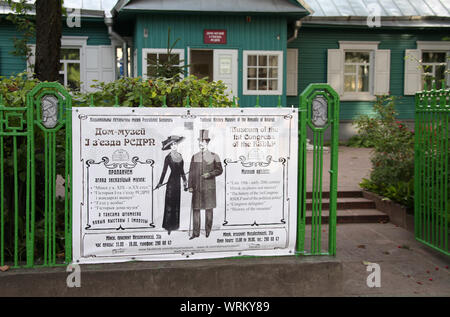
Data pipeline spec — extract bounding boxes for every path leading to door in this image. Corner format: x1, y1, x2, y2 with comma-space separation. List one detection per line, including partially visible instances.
306, 145, 373, 192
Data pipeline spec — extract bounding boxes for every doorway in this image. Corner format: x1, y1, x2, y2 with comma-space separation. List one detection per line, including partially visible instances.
190, 49, 213, 81
189, 48, 238, 99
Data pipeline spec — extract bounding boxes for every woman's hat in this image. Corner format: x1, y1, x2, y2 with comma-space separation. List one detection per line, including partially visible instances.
162, 135, 185, 150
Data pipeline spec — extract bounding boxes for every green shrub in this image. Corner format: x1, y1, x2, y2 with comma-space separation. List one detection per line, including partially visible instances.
74, 75, 236, 108
357, 95, 415, 208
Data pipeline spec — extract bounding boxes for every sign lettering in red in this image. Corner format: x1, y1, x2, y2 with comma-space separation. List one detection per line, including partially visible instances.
204, 30, 227, 44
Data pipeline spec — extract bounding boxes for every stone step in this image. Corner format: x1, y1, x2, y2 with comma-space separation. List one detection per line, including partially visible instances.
306, 191, 363, 199
306, 197, 376, 210
305, 209, 389, 224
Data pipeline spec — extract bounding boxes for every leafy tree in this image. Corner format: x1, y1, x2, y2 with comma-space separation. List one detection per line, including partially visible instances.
5, 0, 63, 81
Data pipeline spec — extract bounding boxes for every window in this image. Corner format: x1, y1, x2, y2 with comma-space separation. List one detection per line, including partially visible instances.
243, 51, 283, 95
59, 48, 81, 91
142, 48, 184, 80
328, 42, 390, 101
422, 51, 448, 90
344, 52, 371, 93
405, 42, 450, 95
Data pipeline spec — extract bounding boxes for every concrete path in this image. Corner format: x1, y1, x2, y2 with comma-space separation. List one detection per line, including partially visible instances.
307, 146, 450, 296
306, 146, 373, 191
336, 223, 450, 296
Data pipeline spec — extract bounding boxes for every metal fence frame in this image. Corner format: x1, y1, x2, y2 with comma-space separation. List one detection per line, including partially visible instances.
414, 85, 449, 256
0, 82, 339, 268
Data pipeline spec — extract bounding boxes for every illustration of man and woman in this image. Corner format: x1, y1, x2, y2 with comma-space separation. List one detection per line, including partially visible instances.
155, 130, 223, 239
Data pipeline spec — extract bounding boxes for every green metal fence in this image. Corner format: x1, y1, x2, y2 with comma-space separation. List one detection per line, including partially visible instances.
0, 82, 72, 268
0, 82, 339, 268
414, 85, 449, 256
297, 84, 340, 256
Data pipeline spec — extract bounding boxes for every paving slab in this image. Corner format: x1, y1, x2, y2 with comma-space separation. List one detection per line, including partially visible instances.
306, 146, 373, 192
336, 223, 450, 296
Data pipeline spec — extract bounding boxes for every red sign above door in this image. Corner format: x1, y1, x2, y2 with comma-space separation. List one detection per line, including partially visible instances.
204, 30, 227, 44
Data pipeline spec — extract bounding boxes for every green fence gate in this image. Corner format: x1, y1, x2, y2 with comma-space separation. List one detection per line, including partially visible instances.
0, 82, 72, 268
414, 85, 449, 256
0, 82, 339, 268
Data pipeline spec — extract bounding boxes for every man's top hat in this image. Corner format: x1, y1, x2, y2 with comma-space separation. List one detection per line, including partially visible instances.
162, 135, 185, 151
198, 129, 210, 141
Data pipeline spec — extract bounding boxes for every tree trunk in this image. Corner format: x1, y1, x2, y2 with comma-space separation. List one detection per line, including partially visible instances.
34, 0, 62, 82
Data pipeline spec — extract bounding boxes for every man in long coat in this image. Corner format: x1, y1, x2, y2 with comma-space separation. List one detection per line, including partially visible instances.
188, 129, 223, 239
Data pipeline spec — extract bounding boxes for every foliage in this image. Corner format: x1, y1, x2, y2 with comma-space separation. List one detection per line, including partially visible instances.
357, 95, 415, 209
0, 73, 66, 263
74, 75, 236, 108
3, 0, 35, 69
145, 28, 187, 82
346, 134, 375, 148
360, 178, 414, 211
0, 72, 236, 263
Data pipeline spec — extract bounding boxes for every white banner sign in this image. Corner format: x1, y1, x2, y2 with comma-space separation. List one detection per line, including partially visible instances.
72, 107, 298, 264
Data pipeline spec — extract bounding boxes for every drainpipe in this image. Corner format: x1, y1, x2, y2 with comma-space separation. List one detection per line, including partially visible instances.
105, 17, 128, 77
287, 20, 302, 43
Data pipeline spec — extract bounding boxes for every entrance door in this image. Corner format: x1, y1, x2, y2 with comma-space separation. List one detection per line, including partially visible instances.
213, 49, 238, 99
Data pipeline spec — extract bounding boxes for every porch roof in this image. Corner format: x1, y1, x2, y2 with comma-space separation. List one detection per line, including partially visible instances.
114, 0, 312, 17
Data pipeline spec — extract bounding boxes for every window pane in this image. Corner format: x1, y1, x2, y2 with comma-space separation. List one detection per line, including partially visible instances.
344, 75, 356, 92
258, 55, 267, 66
422, 52, 446, 63
147, 53, 157, 64
67, 63, 80, 91
344, 65, 356, 73
258, 68, 268, 78
147, 66, 157, 77
258, 80, 268, 90
423, 75, 433, 90
359, 65, 369, 92
435, 65, 446, 81
269, 68, 278, 78
159, 54, 169, 64
248, 68, 257, 78
58, 73, 65, 86
61, 48, 80, 60
269, 80, 278, 91
345, 52, 370, 63
423, 65, 433, 74
248, 79, 257, 90
269, 55, 278, 66
248, 55, 257, 66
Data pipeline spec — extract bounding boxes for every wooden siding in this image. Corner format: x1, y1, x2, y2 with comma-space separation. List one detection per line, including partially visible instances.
134, 14, 288, 107
287, 26, 449, 120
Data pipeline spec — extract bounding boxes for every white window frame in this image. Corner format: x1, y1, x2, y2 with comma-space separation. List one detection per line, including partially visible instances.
338, 42, 379, 101
243, 50, 283, 95
417, 41, 450, 89
59, 47, 81, 89
142, 48, 185, 80
28, 36, 87, 90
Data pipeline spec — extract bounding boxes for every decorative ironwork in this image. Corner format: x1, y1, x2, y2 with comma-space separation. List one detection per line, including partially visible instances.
311, 96, 328, 128
41, 95, 59, 129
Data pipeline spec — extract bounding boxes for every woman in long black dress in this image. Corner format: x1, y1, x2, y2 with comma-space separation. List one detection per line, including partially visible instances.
155, 136, 187, 235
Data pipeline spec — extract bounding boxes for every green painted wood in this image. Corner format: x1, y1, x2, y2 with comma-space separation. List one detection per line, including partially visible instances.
287, 27, 449, 120
0, 20, 111, 77
134, 13, 288, 107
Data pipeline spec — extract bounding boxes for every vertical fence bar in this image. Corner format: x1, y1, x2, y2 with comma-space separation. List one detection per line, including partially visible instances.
415, 87, 449, 256
444, 93, 449, 252
328, 94, 339, 256
13, 136, 19, 267
65, 95, 73, 264
414, 92, 422, 241
296, 95, 307, 255
0, 95, 4, 267
52, 131, 57, 265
